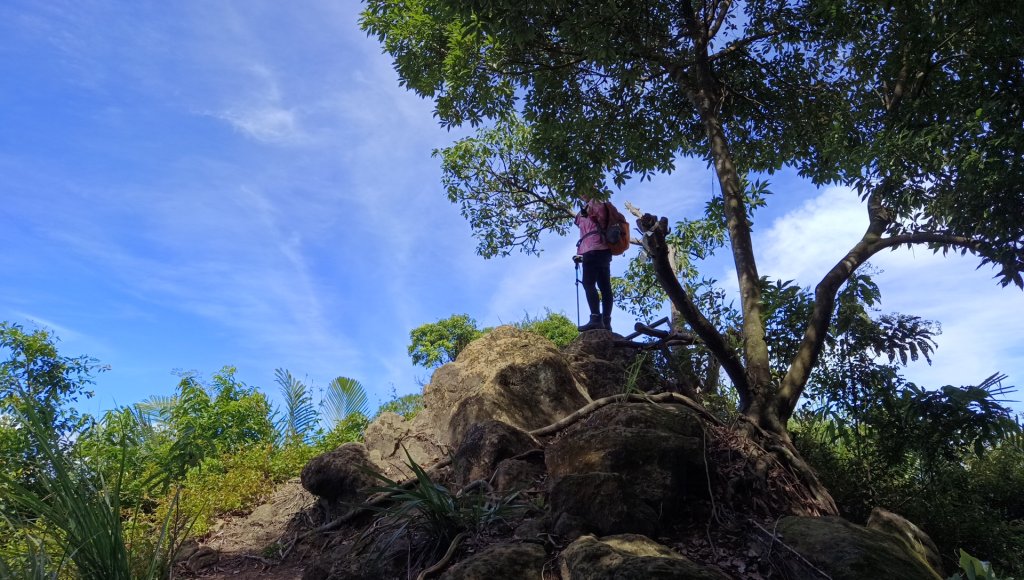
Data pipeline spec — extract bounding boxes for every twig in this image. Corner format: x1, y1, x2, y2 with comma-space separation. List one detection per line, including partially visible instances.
241, 554, 278, 567
415, 532, 468, 580
751, 519, 833, 579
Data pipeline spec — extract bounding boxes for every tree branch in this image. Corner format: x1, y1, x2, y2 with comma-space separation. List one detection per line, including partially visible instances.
637, 213, 750, 401
774, 195, 990, 422
708, 0, 735, 39
708, 30, 777, 62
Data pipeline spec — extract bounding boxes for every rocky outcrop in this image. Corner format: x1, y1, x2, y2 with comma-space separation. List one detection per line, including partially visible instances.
300, 443, 380, 511
546, 403, 708, 539
423, 326, 591, 444
299, 329, 947, 580
561, 330, 665, 399
364, 326, 590, 479
773, 516, 944, 580
867, 507, 945, 576
438, 542, 547, 579
451, 420, 539, 486
559, 534, 731, 579
363, 411, 446, 480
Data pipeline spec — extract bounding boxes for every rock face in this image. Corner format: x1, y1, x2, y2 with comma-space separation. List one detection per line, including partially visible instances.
438, 543, 547, 580
451, 420, 539, 486
423, 326, 591, 444
867, 507, 945, 576
561, 330, 665, 399
364, 326, 590, 479
300, 329, 947, 580
300, 443, 380, 507
559, 534, 731, 580
363, 411, 446, 480
546, 403, 708, 539
774, 516, 944, 580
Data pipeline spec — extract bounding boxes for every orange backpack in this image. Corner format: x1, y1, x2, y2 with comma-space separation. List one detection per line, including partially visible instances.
600, 202, 632, 255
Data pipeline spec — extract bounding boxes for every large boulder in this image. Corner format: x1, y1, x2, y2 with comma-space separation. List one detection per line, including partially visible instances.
561, 330, 665, 399
867, 507, 945, 576
438, 542, 547, 580
559, 534, 731, 580
300, 443, 380, 508
774, 516, 944, 580
451, 420, 539, 487
363, 327, 590, 481
421, 326, 591, 445
363, 411, 447, 480
546, 403, 708, 539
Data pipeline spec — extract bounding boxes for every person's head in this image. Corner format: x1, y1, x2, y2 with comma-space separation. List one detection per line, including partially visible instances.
581, 186, 602, 202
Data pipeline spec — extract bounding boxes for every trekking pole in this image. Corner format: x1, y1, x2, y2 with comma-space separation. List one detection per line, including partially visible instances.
574, 260, 581, 327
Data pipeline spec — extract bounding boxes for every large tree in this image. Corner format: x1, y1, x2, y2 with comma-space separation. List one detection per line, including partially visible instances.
361, 0, 1023, 440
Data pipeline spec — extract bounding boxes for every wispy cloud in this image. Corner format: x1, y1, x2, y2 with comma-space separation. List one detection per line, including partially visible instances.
11, 312, 84, 342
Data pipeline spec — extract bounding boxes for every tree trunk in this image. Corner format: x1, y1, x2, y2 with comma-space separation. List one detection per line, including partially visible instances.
685, 63, 774, 429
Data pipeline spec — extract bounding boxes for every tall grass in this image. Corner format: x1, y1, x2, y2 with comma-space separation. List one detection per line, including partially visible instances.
0, 403, 179, 579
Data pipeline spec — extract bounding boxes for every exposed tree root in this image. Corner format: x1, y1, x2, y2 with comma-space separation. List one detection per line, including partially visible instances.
415, 532, 467, 580
528, 391, 722, 437
737, 416, 839, 516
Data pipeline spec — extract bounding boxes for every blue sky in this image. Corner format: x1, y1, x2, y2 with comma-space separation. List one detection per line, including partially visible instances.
2, 1, 1021, 418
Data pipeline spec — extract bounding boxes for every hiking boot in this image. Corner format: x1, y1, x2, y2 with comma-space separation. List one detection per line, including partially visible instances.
602, 316, 612, 333
578, 314, 604, 332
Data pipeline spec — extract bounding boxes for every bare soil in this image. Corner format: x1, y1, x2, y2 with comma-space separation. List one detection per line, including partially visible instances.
177, 478, 321, 580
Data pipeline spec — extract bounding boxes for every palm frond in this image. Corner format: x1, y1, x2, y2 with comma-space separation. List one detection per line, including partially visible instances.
274, 368, 318, 444
133, 395, 177, 428
323, 376, 369, 427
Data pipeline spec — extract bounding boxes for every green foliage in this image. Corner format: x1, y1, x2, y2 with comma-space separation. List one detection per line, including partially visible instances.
362, 450, 522, 566
376, 393, 424, 421
794, 386, 1024, 574
274, 368, 318, 445
168, 445, 276, 537
1, 322, 101, 483
408, 314, 483, 368
434, 118, 577, 257
151, 368, 274, 490
323, 376, 369, 427
804, 0, 1024, 287
950, 550, 1017, 580
318, 412, 371, 452
0, 403, 178, 579
515, 310, 578, 347
622, 353, 648, 397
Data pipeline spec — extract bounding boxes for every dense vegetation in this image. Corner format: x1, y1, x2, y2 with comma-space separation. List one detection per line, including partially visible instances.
0, 311, 578, 577
2, 0, 1022, 573
2, 297, 1022, 576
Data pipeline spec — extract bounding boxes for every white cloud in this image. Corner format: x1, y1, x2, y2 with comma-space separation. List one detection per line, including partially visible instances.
11, 312, 84, 342
757, 185, 868, 284
754, 186, 1024, 397
217, 105, 300, 144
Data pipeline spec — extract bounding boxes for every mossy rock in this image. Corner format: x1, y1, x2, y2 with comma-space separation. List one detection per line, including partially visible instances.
775, 516, 943, 580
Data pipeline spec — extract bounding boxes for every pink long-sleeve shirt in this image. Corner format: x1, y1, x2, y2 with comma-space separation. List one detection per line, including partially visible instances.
575, 200, 609, 255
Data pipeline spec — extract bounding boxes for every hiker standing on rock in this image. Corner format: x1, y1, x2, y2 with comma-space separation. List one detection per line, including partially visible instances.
574, 194, 614, 332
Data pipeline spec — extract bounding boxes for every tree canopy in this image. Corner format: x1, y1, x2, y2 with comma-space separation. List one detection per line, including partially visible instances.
363, 0, 1024, 437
